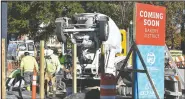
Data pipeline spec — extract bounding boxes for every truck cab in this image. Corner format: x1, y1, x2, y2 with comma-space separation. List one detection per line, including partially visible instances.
116, 29, 127, 56
8, 40, 36, 61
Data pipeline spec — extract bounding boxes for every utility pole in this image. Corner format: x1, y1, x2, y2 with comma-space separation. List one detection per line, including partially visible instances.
129, 20, 133, 47
72, 43, 77, 94
2, 39, 6, 99
40, 41, 45, 98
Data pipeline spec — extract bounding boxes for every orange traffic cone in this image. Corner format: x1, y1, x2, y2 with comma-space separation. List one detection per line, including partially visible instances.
8, 61, 12, 72
32, 66, 37, 99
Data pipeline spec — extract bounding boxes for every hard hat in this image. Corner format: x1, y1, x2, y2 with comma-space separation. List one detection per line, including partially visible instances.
24, 52, 30, 56
45, 49, 53, 56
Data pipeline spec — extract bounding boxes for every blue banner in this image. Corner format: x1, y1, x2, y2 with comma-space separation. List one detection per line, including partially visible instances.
134, 45, 164, 99
2, 2, 8, 39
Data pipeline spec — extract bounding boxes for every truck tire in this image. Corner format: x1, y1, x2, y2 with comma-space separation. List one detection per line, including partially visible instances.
99, 19, 109, 41
56, 20, 67, 43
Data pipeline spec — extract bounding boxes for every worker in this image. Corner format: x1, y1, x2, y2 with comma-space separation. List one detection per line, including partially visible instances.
20, 52, 38, 91
44, 49, 72, 97
57, 49, 66, 65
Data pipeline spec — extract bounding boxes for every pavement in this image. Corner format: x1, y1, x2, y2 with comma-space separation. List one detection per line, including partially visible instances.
7, 86, 184, 99
182, 91, 185, 99
6, 90, 66, 99
6, 94, 18, 99
7, 91, 41, 99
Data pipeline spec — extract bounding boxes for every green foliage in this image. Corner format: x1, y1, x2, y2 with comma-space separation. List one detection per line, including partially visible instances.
8, 1, 185, 50
163, 2, 184, 49
8, 1, 85, 41
116, 1, 134, 29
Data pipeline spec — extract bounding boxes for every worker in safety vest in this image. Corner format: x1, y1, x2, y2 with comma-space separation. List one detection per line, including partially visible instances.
20, 52, 38, 91
44, 49, 72, 97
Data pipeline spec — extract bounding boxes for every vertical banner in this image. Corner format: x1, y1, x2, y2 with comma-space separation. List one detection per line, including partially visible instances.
1, 2, 8, 97
133, 3, 166, 99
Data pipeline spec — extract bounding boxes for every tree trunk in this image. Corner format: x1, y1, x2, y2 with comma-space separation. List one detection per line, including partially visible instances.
171, 33, 175, 49
181, 40, 185, 54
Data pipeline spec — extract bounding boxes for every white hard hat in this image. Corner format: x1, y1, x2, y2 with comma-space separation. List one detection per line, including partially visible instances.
45, 49, 53, 56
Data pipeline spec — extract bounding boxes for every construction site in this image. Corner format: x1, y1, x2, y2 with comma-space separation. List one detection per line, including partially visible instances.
1, 1, 185, 99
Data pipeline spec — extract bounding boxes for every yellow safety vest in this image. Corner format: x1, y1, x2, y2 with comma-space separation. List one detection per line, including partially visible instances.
20, 56, 38, 72
45, 54, 61, 73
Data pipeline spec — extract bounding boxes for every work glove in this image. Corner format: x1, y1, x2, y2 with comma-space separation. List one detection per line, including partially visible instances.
69, 67, 73, 72
52, 73, 56, 77
48, 80, 52, 86
56, 66, 61, 73
65, 69, 70, 73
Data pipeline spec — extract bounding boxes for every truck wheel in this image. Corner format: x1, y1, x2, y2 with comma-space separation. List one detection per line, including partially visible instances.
99, 19, 109, 41
56, 20, 67, 43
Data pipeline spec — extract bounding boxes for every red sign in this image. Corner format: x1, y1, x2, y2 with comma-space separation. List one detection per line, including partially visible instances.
134, 3, 166, 46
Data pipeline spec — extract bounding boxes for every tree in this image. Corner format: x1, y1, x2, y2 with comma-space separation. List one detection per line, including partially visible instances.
181, 2, 185, 54
8, 2, 31, 35
8, 1, 185, 50
117, 1, 134, 29
162, 2, 184, 49
8, 1, 85, 41
8, 1, 53, 40
82, 2, 123, 28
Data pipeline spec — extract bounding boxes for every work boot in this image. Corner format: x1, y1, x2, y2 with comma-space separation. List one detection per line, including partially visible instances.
46, 92, 50, 98
52, 91, 56, 97
46, 91, 52, 98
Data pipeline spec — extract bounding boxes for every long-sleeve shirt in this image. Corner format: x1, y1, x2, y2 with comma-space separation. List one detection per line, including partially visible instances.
44, 54, 64, 73
20, 56, 38, 72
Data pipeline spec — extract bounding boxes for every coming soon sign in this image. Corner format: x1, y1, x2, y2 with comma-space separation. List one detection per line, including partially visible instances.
133, 3, 166, 99
134, 3, 166, 46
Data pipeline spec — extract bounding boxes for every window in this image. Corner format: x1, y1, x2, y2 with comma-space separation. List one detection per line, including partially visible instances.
8, 43, 17, 56
28, 43, 34, 51
122, 49, 124, 54
121, 34, 123, 41
18, 43, 26, 51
